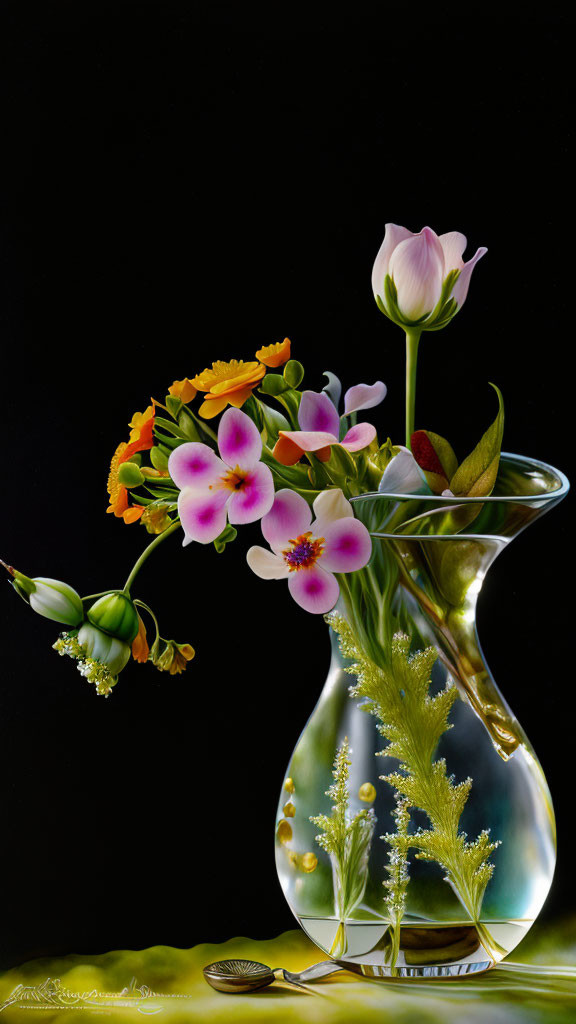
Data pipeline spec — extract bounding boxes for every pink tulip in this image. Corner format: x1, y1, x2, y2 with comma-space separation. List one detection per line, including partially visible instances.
169, 408, 275, 545
247, 488, 372, 614
372, 224, 487, 323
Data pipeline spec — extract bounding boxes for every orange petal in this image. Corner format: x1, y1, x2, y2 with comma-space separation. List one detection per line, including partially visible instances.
225, 386, 258, 408
272, 434, 304, 466
122, 505, 145, 523
107, 485, 129, 516
256, 337, 291, 368
128, 406, 155, 447
169, 378, 197, 403
316, 446, 332, 463
198, 395, 228, 419
208, 364, 265, 396
132, 615, 150, 663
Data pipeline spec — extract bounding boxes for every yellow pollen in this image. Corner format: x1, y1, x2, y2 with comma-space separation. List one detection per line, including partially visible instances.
219, 465, 248, 492
283, 532, 325, 571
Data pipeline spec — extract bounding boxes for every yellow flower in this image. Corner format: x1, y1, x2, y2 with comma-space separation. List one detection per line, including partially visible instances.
256, 337, 291, 367
140, 504, 173, 535
151, 638, 195, 674
168, 378, 198, 403
191, 359, 265, 419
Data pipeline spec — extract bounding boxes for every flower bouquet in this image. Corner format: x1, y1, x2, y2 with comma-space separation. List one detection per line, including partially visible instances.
3, 224, 569, 977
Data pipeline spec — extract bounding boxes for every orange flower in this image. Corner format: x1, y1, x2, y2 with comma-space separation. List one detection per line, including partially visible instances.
128, 405, 156, 447
168, 378, 197, 403
256, 337, 291, 367
132, 614, 150, 663
107, 405, 155, 520
191, 359, 265, 419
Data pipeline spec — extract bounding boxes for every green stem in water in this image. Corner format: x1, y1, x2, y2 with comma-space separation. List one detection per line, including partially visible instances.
405, 328, 422, 449
123, 521, 181, 593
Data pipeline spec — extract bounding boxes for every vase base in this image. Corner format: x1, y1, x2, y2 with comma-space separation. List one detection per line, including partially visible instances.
298, 917, 531, 975
345, 958, 494, 979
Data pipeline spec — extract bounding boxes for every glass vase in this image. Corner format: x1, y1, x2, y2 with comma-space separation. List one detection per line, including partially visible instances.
275, 454, 569, 978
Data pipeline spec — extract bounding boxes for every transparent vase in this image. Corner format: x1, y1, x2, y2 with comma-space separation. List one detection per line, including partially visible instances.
275, 454, 569, 978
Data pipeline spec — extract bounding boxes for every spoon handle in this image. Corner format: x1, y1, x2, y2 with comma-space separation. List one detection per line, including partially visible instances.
279, 961, 346, 984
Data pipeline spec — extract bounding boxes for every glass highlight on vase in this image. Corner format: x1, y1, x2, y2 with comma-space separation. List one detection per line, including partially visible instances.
276, 454, 568, 978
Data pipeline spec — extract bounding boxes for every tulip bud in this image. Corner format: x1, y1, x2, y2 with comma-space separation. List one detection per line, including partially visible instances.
2, 562, 84, 626
87, 592, 140, 644
117, 462, 146, 487
77, 623, 132, 675
372, 224, 487, 330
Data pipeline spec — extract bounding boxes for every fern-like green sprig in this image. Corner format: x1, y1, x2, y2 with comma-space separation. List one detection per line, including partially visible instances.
310, 737, 375, 956
329, 613, 503, 956
381, 794, 411, 968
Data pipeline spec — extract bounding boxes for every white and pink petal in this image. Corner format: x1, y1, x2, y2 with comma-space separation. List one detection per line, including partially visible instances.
316, 517, 372, 573
261, 489, 312, 552
450, 247, 488, 308
227, 463, 275, 525
178, 487, 229, 545
388, 227, 445, 320
246, 546, 290, 580
168, 443, 225, 492
378, 446, 428, 495
344, 380, 387, 416
341, 422, 377, 451
438, 231, 467, 273
312, 487, 354, 523
277, 430, 338, 453
218, 407, 262, 470
371, 223, 415, 299
287, 564, 340, 614
298, 390, 340, 436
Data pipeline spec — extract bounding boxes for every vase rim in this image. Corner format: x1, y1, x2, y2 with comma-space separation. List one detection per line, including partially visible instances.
351, 452, 570, 507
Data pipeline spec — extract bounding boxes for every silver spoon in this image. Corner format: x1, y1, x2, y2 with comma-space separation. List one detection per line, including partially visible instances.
203, 957, 346, 993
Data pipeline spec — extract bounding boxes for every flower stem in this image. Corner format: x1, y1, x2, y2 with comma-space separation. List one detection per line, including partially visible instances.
134, 598, 161, 643
405, 329, 421, 449
123, 521, 181, 593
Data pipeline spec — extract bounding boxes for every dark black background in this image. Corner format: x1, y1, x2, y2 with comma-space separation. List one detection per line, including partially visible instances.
0, 5, 573, 968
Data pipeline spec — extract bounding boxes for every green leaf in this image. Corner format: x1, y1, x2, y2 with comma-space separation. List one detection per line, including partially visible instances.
150, 446, 170, 472
411, 430, 458, 494
259, 373, 290, 396
144, 485, 179, 499
117, 462, 145, 487
153, 430, 183, 450
450, 385, 504, 497
260, 402, 290, 445
177, 407, 202, 441
154, 415, 188, 438
283, 359, 305, 388
276, 388, 301, 423
166, 395, 183, 418
326, 444, 357, 480
213, 524, 238, 553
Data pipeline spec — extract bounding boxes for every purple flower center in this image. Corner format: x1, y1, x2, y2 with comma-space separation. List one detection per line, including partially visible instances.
283, 532, 324, 571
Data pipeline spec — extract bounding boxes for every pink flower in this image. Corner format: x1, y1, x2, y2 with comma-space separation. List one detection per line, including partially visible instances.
372, 224, 487, 323
168, 408, 274, 545
247, 488, 372, 614
272, 389, 378, 467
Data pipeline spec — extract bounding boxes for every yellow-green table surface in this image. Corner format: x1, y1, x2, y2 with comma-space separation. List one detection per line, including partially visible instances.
1, 919, 575, 1023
